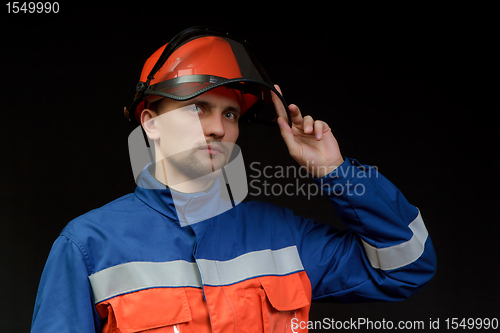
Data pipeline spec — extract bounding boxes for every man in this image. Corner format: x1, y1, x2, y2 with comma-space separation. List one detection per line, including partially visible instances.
31, 27, 436, 332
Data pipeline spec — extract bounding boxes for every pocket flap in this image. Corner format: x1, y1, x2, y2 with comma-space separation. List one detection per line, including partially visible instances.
258, 273, 310, 311
99, 288, 192, 332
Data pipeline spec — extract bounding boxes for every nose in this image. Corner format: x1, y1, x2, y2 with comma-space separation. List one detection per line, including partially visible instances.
203, 113, 225, 139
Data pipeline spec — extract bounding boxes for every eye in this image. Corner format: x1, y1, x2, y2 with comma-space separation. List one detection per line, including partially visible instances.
224, 111, 239, 121
185, 104, 203, 116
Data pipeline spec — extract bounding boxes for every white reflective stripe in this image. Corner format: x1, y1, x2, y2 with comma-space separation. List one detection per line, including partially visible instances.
362, 211, 428, 271
88, 260, 202, 304
196, 246, 304, 286
88, 246, 304, 303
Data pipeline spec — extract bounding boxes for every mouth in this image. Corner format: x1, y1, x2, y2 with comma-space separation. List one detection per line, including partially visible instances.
199, 144, 224, 155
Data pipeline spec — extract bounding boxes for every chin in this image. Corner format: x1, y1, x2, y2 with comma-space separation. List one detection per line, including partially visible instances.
186, 158, 227, 179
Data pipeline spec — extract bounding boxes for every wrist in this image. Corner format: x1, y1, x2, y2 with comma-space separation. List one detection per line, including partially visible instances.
311, 157, 345, 178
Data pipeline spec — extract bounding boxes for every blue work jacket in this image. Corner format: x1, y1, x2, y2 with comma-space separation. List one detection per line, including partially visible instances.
31, 158, 437, 332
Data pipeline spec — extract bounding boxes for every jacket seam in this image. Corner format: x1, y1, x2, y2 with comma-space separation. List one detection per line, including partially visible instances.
134, 192, 180, 223
60, 234, 94, 275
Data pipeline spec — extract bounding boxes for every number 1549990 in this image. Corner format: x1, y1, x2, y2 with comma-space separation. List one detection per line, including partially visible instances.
6, 2, 59, 13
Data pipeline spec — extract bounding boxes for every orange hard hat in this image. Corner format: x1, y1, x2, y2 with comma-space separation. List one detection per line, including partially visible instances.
127, 27, 290, 126
142, 37, 243, 89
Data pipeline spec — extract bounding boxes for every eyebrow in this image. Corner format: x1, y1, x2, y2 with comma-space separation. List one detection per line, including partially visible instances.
192, 99, 241, 114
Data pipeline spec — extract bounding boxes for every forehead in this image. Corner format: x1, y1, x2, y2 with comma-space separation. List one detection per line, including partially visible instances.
157, 86, 242, 113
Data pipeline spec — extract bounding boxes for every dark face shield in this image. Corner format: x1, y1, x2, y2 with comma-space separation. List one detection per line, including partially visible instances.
129, 26, 290, 126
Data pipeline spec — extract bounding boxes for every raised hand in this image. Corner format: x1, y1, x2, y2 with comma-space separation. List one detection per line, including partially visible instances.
272, 85, 344, 178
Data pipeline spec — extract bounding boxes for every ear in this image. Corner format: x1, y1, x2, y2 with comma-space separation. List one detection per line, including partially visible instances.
141, 109, 161, 141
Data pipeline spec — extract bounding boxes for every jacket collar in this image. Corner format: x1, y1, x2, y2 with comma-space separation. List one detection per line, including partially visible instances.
134, 164, 235, 224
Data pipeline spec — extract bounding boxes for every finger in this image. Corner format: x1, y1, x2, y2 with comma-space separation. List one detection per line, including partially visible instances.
303, 115, 314, 134
271, 85, 289, 122
288, 104, 304, 128
277, 116, 298, 154
313, 120, 330, 141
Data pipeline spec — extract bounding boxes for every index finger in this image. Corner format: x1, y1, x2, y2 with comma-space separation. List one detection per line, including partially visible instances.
288, 104, 304, 128
271, 85, 289, 124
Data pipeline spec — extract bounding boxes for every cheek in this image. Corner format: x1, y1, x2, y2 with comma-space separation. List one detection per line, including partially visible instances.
157, 121, 205, 156
225, 123, 239, 143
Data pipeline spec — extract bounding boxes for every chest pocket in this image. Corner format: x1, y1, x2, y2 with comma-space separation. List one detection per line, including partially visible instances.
96, 288, 193, 333
227, 273, 311, 333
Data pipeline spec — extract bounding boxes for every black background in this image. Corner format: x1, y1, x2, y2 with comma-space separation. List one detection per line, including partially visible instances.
1, 4, 497, 332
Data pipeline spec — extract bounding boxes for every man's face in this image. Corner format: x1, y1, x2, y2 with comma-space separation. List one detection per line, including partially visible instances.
144, 86, 241, 184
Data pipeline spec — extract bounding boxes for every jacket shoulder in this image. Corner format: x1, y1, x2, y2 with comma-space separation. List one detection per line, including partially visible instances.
60, 193, 145, 241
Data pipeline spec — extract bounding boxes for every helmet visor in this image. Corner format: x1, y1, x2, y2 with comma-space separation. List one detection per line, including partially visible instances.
140, 29, 289, 124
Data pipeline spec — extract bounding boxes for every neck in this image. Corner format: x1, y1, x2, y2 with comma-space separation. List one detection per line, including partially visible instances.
154, 159, 218, 193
